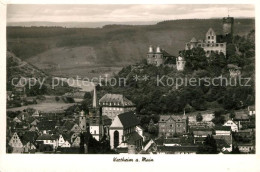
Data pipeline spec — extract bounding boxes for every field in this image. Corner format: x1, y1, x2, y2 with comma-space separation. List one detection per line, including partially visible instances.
7, 96, 75, 113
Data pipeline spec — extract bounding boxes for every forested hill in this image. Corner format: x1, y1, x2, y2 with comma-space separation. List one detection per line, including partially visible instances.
99, 30, 255, 115
7, 18, 254, 68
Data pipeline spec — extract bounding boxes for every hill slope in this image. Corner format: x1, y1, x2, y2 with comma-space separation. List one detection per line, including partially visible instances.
7, 18, 255, 77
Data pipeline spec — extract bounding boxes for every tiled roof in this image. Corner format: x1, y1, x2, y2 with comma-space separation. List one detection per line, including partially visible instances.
213, 135, 232, 145
62, 120, 76, 131
234, 111, 249, 120
99, 94, 135, 107
193, 130, 213, 136
118, 111, 139, 128
20, 131, 38, 144
127, 132, 143, 144
227, 64, 241, 70
164, 138, 181, 144
159, 115, 187, 122
215, 139, 230, 148
215, 126, 231, 131
37, 120, 56, 131
157, 145, 198, 152
37, 134, 56, 140
248, 106, 255, 111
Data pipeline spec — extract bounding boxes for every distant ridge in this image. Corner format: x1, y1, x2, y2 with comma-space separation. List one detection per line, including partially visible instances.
7, 21, 158, 28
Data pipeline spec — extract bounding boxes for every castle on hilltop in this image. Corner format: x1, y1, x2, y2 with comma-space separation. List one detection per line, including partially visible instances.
146, 45, 186, 71
185, 16, 234, 57
146, 46, 174, 66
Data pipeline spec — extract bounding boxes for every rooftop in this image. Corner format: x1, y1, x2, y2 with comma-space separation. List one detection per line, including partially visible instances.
118, 111, 139, 128
99, 94, 135, 107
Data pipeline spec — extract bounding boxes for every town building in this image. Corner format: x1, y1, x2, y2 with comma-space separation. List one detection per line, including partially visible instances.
157, 145, 198, 154
214, 126, 231, 135
228, 64, 241, 78
185, 16, 234, 57
8, 132, 24, 153
237, 143, 255, 153
99, 93, 135, 120
223, 120, 238, 132
248, 106, 255, 116
158, 114, 188, 137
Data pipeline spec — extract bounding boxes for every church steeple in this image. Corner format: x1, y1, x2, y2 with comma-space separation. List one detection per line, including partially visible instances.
92, 85, 97, 108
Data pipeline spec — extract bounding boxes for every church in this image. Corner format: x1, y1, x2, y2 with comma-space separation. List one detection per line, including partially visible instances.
109, 111, 143, 152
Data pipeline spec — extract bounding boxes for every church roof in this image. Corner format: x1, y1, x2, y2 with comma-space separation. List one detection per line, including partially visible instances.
127, 132, 143, 144
118, 111, 140, 128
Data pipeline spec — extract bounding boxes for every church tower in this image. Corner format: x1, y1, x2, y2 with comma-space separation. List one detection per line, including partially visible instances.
79, 110, 86, 132
89, 85, 103, 141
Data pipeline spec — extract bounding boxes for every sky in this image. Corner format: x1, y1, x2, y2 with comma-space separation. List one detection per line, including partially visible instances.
7, 4, 255, 23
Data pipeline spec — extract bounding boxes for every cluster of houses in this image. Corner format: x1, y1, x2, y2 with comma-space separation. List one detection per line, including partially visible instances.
7, 83, 255, 154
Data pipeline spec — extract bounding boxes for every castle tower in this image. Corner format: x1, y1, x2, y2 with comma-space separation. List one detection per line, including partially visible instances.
147, 45, 154, 65
176, 56, 186, 71
223, 16, 234, 36
79, 110, 86, 132
155, 46, 164, 66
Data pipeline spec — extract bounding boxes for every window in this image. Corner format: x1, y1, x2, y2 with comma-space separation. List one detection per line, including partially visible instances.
208, 36, 210, 39
211, 36, 214, 39
220, 44, 223, 47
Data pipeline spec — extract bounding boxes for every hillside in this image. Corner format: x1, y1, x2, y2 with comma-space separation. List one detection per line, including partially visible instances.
7, 51, 47, 79
7, 18, 255, 77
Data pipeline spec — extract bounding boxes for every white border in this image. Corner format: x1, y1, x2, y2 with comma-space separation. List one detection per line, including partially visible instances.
0, 1, 259, 172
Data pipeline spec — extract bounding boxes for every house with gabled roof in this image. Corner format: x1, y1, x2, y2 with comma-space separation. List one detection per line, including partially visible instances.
8, 132, 24, 153
71, 135, 81, 148
223, 120, 238, 132
158, 114, 188, 137
13, 117, 22, 123
37, 120, 56, 134
36, 134, 58, 149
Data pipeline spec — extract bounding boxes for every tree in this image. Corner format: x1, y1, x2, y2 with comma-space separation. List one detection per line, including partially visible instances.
55, 96, 60, 102
230, 110, 235, 119
196, 113, 203, 122
231, 146, 240, 154
197, 135, 218, 154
